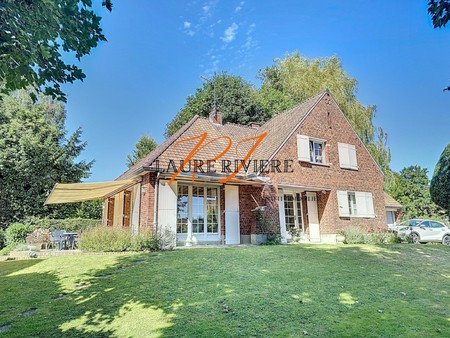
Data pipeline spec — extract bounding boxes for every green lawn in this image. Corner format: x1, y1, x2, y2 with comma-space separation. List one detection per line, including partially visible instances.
0, 244, 449, 337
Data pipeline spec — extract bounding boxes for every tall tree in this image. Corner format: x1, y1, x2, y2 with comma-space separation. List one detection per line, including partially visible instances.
388, 165, 442, 220
430, 144, 450, 213
165, 72, 263, 137
428, 0, 450, 91
0, 89, 93, 228
0, 0, 112, 102
127, 135, 158, 167
259, 52, 392, 181
74, 200, 103, 219
428, 0, 450, 28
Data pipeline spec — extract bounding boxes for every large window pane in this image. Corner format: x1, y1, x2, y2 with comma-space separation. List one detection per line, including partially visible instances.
192, 186, 204, 233
348, 192, 357, 215
207, 187, 218, 233
284, 194, 295, 231
177, 185, 188, 233
296, 193, 303, 230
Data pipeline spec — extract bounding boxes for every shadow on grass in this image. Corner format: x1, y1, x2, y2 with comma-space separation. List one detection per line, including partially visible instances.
0, 244, 449, 337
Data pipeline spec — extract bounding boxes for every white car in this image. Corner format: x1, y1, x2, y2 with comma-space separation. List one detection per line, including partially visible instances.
397, 219, 450, 245
388, 219, 423, 233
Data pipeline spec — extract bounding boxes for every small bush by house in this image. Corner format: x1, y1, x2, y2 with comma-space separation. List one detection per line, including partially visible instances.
5, 223, 33, 245
339, 226, 399, 244
79, 227, 159, 252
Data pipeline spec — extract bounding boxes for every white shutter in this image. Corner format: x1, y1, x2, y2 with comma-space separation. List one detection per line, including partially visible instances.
297, 135, 310, 162
355, 191, 367, 217
278, 190, 287, 243
337, 190, 350, 217
131, 183, 141, 236
351, 191, 375, 218
157, 180, 177, 248
338, 143, 350, 168
348, 144, 358, 170
338, 143, 358, 170
365, 192, 375, 217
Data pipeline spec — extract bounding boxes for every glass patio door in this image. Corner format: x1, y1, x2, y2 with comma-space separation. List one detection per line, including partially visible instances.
283, 193, 304, 238
176, 184, 219, 243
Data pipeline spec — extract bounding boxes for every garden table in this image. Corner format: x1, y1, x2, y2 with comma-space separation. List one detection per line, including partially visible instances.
63, 232, 78, 249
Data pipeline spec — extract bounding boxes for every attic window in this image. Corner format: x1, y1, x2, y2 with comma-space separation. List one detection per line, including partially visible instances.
309, 140, 324, 164
296, 135, 326, 164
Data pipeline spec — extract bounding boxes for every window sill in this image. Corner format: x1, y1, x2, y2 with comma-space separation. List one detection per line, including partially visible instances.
309, 162, 331, 167
340, 215, 376, 219
340, 166, 359, 171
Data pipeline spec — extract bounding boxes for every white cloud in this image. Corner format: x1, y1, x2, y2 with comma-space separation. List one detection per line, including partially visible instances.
202, 5, 210, 15
235, 1, 245, 12
247, 23, 255, 34
243, 36, 257, 50
221, 23, 239, 43
184, 21, 192, 29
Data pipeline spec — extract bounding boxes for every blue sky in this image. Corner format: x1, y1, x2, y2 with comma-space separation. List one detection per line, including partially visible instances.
62, 0, 450, 182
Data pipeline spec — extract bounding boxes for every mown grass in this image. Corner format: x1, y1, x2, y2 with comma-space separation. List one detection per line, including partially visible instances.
0, 244, 449, 337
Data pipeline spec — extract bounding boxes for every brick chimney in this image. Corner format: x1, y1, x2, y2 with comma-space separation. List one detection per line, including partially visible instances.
248, 122, 261, 129
209, 110, 222, 125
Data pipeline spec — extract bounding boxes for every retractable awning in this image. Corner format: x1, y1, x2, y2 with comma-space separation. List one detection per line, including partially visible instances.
44, 179, 137, 204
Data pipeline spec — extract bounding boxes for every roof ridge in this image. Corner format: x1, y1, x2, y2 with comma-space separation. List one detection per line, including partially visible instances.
253, 90, 328, 174
196, 116, 257, 129
257, 89, 328, 130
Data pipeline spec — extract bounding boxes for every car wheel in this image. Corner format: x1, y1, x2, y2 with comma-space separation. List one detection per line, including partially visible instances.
442, 235, 450, 246
411, 232, 420, 244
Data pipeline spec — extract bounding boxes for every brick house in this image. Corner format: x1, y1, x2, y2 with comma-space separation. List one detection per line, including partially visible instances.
46, 89, 400, 245
102, 89, 397, 246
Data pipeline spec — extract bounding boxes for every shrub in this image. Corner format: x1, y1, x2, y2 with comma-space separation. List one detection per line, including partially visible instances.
386, 233, 402, 244
79, 226, 159, 252
0, 244, 15, 256
5, 223, 33, 245
130, 229, 160, 251
339, 227, 397, 244
339, 227, 365, 244
254, 209, 278, 234
263, 233, 282, 245
0, 229, 5, 249
24, 216, 100, 233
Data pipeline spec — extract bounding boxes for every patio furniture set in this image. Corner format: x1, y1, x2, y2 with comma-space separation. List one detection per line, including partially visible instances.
50, 230, 79, 250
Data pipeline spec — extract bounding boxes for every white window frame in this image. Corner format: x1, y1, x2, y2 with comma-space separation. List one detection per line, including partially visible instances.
338, 143, 358, 170
337, 190, 375, 218
297, 134, 326, 164
176, 184, 220, 235
283, 192, 304, 233
348, 192, 357, 216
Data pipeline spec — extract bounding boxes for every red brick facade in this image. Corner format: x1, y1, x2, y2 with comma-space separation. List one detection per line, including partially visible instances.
139, 172, 156, 229
266, 92, 386, 234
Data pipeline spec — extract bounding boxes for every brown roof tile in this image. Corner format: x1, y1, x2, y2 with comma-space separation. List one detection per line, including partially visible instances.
384, 192, 402, 208
116, 90, 327, 179
117, 115, 200, 180
253, 90, 326, 163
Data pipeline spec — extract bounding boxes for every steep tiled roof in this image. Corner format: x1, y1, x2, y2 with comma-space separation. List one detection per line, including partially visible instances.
253, 90, 326, 163
116, 90, 327, 179
117, 115, 200, 180
384, 192, 402, 208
